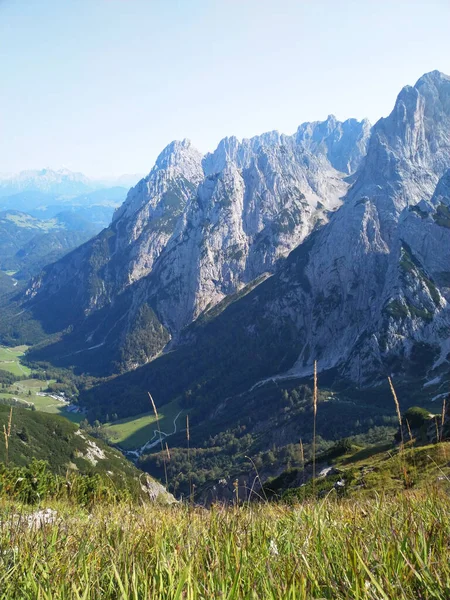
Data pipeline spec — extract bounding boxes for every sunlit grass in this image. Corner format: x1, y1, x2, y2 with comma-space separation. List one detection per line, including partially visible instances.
0, 345, 31, 377
102, 399, 184, 449
0, 488, 449, 599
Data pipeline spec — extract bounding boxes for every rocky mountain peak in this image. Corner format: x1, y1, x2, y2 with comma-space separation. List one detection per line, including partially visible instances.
275, 70, 450, 385
154, 138, 203, 177
295, 115, 371, 174
202, 136, 241, 175
414, 69, 450, 90
113, 139, 203, 224
21, 71, 450, 383
351, 70, 450, 218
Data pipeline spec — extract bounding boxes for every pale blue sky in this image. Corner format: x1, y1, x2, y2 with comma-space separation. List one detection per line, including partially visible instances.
1, 0, 450, 178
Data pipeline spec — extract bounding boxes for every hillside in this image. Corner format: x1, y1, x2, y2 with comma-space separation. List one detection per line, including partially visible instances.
264, 439, 450, 502
0, 210, 97, 281
0, 404, 170, 503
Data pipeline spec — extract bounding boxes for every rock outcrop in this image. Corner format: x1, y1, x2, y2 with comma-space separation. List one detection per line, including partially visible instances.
23, 117, 370, 372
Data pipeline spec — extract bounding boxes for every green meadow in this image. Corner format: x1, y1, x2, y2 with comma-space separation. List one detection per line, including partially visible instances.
0, 345, 82, 423
0, 345, 31, 377
102, 399, 184, 450
1, 485, 449, 599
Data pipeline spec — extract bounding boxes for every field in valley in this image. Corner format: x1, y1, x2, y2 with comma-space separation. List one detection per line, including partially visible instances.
102, 399, 184, 450
0, 345, 82, 423
0, 345, 31, 377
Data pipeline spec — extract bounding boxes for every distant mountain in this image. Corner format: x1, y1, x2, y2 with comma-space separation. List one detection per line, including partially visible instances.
0, 169, 135, 228
0, 168, 93, 197
0, 184, 131, 243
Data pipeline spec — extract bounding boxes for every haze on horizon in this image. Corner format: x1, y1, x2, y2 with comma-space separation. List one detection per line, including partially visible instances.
1, 0, 450, 178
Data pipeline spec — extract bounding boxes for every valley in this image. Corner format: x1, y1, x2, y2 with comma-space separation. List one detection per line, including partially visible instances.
0, 70, 449, 505
101, 399, 184, 452
3, 0, 450, 596
0, 344, 82, 422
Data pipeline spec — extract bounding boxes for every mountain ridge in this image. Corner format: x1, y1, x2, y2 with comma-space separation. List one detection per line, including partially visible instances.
2, 71, 449, 412
17, 113, 370, 373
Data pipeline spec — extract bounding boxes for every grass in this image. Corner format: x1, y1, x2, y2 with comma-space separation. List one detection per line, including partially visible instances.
1, 212, 59, 231
0, 344, 82, 423
102, 399, 184, 450
0, 345, 31, 377
0, 487, 450, 598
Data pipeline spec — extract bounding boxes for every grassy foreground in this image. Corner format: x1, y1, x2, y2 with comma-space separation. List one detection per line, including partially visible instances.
1, 488, 450, 599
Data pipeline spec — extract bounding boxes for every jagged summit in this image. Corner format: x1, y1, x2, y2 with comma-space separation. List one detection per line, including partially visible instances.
154, 138, 202, 171
351, 69, 450, 218
22, 113, 368, 372
15, 71, 450, 390
295, 116, 371, 174
204, 117, 370, 177
414, 69, 450, 88
113, 138, 203, 224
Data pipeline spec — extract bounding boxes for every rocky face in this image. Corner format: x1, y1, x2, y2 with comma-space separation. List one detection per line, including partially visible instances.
259, 70, 450, 385
23, 117, 369, 372
295, 115, 371, 175
20, 71, 450, 390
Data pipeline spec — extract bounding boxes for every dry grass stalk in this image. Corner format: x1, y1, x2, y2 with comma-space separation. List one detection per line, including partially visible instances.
7, 407, 12, 437
3, 408, 12, 464
148, 392, 163, 448
186, 414, 193, 503
405, 419, 414, 444
388, 377, 404, 449
312, 361, 318, 494
148, 392, 159, 424
165, 442, 171, 461
313, 362, 318, 418
299, 438, 305, 484
441, 397, 446, 442
148, 392, 168, 489
3, 424, 8, 456
388, 377, 410, 487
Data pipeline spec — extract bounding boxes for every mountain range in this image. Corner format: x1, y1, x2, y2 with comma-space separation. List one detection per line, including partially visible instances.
2, 71, 449, 423
0, 169, 145, 233
0, 170, 145, 289
0, 168, 143, 198
18, 115, 370, 371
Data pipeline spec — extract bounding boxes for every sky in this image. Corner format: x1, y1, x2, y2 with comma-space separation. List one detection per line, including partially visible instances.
1, 0, 450, 178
